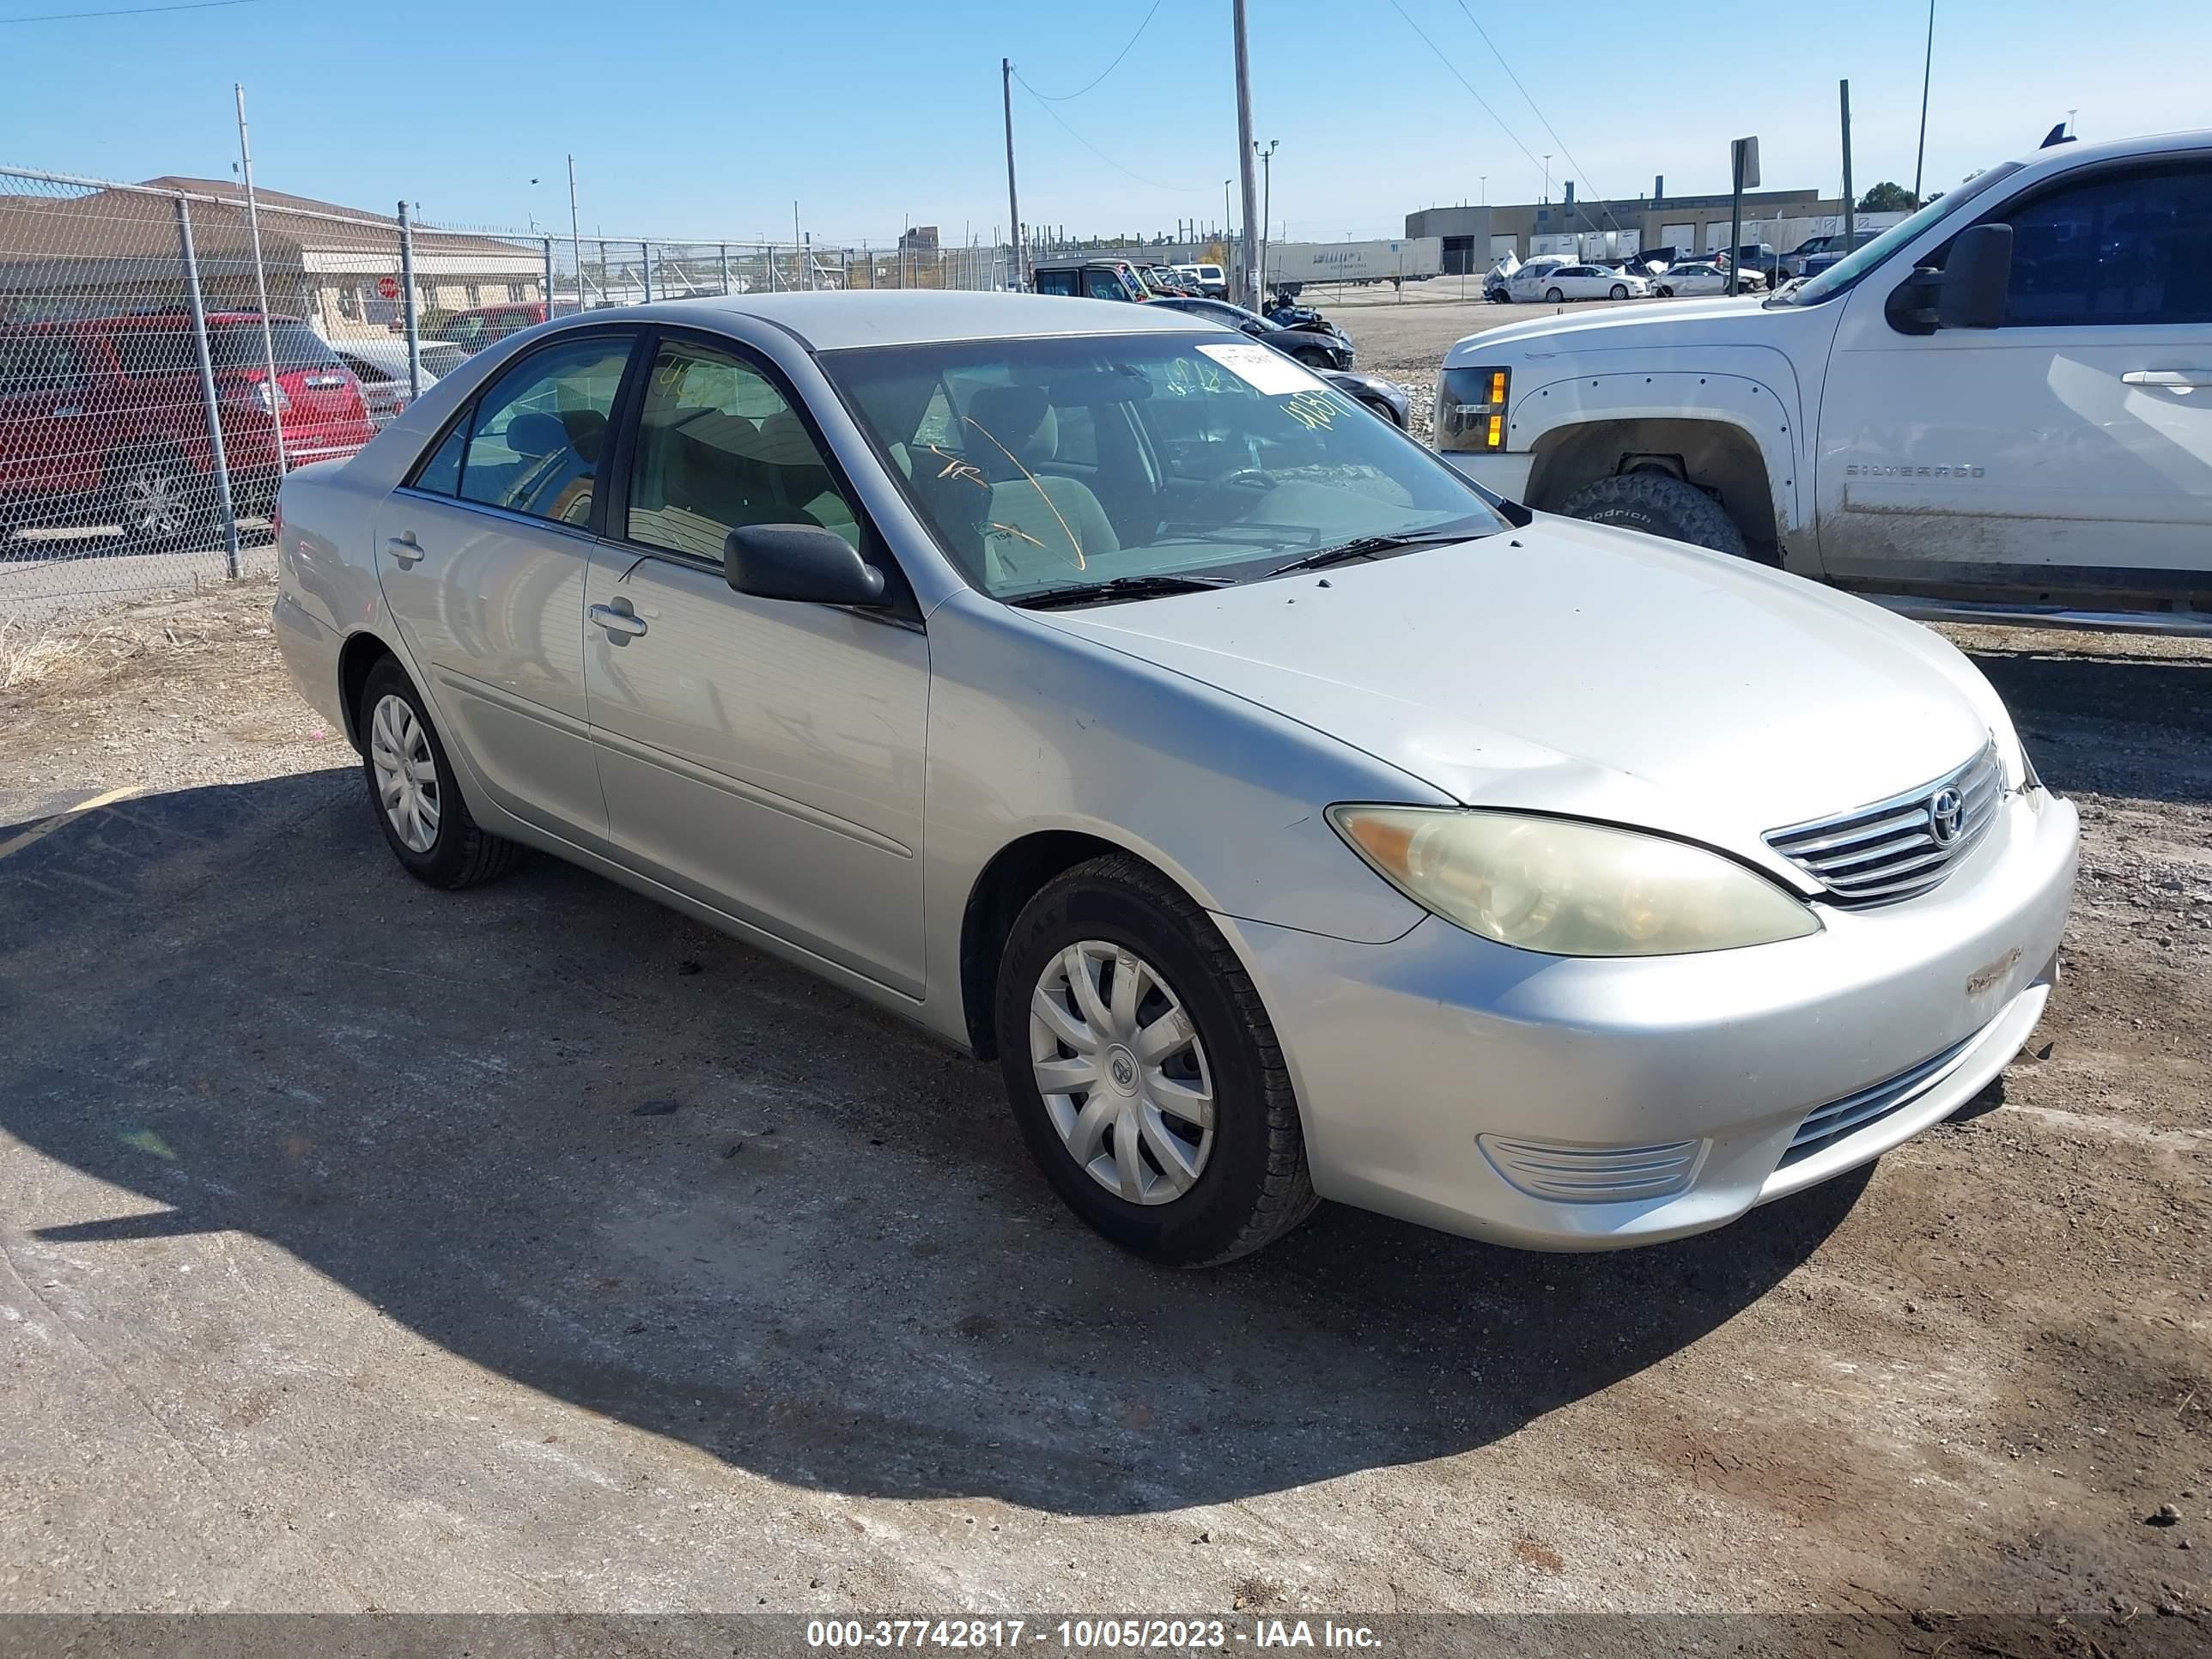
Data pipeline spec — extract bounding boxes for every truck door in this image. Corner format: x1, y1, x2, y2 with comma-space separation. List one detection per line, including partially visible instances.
1818, 157, 2212, 599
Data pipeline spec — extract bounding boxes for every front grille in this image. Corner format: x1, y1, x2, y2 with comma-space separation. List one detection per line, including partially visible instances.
1779, 1030, 1979, 1166
1765, 742, 2002, 905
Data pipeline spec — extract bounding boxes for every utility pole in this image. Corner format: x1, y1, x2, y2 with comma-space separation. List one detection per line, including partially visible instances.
1255, 138, 1278, 303
1002, 59, 1026, 290
1726, 137, 1758, 296
232, 83, 283, 476
566, 155, 583, 314
1839, 80, 1856, 245
1913, 0, 1936, 206
1232, 0, 1261, 309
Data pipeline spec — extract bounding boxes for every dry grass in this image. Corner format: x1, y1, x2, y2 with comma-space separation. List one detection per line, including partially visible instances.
0, 580, 276, 696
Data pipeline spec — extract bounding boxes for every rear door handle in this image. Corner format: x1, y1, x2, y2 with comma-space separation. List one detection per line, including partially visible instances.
589, 602, 647, 638
384, 534, 424, 565
2121, 369, 2212, 390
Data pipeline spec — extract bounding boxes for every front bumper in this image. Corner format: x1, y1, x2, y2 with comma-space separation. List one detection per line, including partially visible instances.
1218, 783, 2078, 1250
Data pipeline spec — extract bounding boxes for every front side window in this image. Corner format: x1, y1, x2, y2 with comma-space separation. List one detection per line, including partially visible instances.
625, 337, 859, 559
1780, 162, 2023, 307
441, 333, 632, 525
1082, 269, 1130, 301
2000, 162, 2212, 326
827, 332, 1504, 601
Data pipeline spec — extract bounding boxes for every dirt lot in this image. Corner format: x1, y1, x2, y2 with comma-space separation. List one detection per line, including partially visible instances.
0, 359, 2207, 1637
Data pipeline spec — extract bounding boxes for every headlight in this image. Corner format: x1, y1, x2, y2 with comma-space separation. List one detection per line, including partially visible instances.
1328, 806, 1821, 957
1435, 365, 1510, 453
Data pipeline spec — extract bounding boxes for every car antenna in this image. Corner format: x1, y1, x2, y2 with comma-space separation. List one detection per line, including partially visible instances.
2039, 121, 2075, 149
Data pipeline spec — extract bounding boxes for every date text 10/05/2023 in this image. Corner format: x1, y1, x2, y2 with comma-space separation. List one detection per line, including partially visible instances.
804, 1619, 1383, 1650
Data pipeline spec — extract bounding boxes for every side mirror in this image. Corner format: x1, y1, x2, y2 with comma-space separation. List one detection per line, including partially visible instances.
1238, 319, 1267, 336
724, 523, 886, 607
1936, 222, 2013, 329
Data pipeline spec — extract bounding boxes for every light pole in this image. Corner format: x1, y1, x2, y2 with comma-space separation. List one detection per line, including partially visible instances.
1480, 174, 1486, 206
1224, 179, 1233, 252
1255, 138, 1278, 303
1912, 0, 1936, 206
1541, 155, 1552, 204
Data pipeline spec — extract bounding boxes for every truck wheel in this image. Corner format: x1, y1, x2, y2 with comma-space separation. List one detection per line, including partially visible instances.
1559, 471, 1748, 558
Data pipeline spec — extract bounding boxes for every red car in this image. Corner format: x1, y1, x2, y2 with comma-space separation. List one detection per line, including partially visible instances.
434, 301, 551, 356
0, 311, 375, 544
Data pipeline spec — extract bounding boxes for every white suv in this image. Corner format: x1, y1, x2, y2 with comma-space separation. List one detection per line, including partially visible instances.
1436, 128, 2212, 628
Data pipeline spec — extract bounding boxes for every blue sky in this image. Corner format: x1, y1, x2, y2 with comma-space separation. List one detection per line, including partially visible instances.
3, 0, 2208, 245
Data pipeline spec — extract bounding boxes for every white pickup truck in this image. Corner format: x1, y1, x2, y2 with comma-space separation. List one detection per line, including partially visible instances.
1436, 128, 2212, 630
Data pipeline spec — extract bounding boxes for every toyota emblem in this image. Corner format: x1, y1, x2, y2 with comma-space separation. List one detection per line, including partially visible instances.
1928, 786, 1966, 846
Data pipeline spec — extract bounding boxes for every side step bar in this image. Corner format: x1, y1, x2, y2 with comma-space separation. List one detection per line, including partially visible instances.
1867, 594, 2212, 640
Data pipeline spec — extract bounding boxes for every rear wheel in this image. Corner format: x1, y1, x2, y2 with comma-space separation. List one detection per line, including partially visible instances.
994, 854, 1317, 1267
112, 447, 210, 544
1544, 286, 1565, 304
1559, 471, 1748, 557
356, 656, 520, 889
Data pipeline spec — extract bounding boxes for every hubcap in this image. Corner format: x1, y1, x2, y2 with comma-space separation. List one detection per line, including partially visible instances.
120, 463, 185, 535
368, 693, 441, 854
1030, 940, 1214, 1206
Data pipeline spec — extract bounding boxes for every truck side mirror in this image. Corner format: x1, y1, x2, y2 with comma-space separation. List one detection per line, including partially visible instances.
1936, 223, 2013, 330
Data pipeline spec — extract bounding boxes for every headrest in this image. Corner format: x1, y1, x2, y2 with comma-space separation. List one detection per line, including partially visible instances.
505, 410, 569, 460
966, 384, 1057, 480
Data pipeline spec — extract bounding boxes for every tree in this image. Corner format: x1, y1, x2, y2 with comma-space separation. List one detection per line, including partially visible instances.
1858, 181, 1919, 213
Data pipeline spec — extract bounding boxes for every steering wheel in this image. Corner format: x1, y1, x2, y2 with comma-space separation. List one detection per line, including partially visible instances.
1201, 465, 1277, 494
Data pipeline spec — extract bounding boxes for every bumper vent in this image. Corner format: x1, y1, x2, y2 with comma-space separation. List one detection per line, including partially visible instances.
1779, 1031, 1980, 1167
1765, 742, 2003, 905
1479, 1134, 1706, 1203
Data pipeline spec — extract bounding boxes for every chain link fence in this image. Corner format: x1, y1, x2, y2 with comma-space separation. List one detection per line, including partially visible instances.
0, 163, 1032, 622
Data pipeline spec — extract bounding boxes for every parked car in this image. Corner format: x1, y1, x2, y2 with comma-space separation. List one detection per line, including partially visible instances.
1649, 261, 1764, 298
274, 289, 2074, 1265
1147, 295, 1356, 371
1780, 230, 1881, 279
1485, 253, 1565, 301
1801, 231, 1883, 280
1508, 263, 1651, 302
1030, 258, 1154, 302
333, 339, 467, 428
1431, 126, 2212, 627
0, 310, 374, 542
434, 301, 552, 356
1145, 264, 1200, 297
1717, 243, 1784, 282
1175, 262, 1228, 298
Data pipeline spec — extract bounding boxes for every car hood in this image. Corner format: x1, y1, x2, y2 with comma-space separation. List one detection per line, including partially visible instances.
1448, 293, 1766, 358
1032, 517, 1997, 862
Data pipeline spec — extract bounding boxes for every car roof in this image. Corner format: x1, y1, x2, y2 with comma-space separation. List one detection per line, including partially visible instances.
612, 289, 1218, 349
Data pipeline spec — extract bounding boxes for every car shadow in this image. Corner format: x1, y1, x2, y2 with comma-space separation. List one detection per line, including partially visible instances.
0, 772, 1862, 1516
1961, 643, 2212, 806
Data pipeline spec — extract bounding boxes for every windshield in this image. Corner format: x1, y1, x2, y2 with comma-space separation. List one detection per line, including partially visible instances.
823, 332, 1504, 602
1776, 162, 2024, 307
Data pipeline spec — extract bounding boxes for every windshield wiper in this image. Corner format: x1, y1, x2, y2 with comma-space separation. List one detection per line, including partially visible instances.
1010, 574, 1237, 611
1262, 527, 1480, 579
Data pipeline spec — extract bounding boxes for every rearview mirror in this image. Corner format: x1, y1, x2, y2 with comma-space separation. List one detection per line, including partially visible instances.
724, 524, 886, 607
1936, 222, 2013, 329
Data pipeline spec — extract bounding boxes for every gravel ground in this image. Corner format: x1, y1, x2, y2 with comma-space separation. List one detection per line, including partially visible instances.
0, 407, 2206, 1634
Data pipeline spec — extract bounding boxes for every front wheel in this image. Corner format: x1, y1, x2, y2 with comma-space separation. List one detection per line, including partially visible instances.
1559, 471, 1748, 557
994, 854, 1318, 1267
1609, 283, 1629, 301
1654, 284, 1675, 298
1293, 348, 1334, 369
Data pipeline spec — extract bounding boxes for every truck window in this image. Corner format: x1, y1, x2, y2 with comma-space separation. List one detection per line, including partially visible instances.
1034, 270, 1077, 297
1781, 162, 2022, 307
2001, 162, 2212, 326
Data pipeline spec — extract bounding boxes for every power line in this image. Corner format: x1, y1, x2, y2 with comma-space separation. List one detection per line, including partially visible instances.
2, 0, 258, 21
1443, 0, 1623, 232
1379, 0, 1554, 199
1012, 70, 1203, 194
1024, 0, 1167, 100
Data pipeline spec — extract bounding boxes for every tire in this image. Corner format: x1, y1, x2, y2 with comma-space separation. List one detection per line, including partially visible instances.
356, 656, 520, 890
1544, 287, 1565, 304
111, 446, 211, 544
994, 854, 1318, 1267
1609, 283, 1629, 301
1359, 398, 1403, 428
1293, 348, 1333, 369
1559, 471, 1748, 558
1655, 285, 1675, 298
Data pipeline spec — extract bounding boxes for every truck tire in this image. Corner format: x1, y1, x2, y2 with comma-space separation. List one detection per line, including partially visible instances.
1559, 471, 1748, 558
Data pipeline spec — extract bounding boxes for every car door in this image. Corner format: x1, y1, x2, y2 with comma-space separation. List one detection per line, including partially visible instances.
0, 328, 100, 506
1818, 157, 2212, 594
581, 328, 929, 996
374, 329, 638, 846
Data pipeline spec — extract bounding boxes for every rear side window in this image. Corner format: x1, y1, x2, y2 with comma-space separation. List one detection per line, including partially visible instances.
1083, 270, 1129, 301
2000, 161, 2212, 326
412, 333, 633, 525
1033, 270, 1077, 296
0, 332, 87, 392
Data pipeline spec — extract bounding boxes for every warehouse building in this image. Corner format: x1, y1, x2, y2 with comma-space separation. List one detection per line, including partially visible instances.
1407, 179, 1864, 270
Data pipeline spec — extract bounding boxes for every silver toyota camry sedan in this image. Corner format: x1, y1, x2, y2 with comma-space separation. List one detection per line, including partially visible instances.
271, 291, 2077, 1266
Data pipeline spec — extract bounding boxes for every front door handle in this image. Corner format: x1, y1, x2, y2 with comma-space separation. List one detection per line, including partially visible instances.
589, 602, 647, 638
2121, 369, 2212, 390
384, 533, 424, 565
